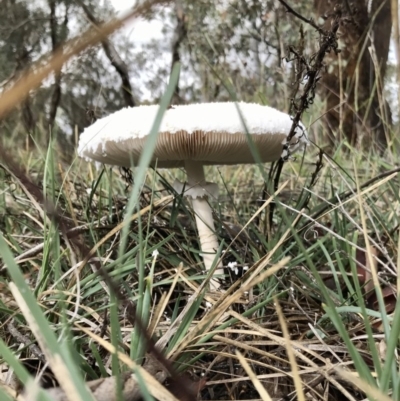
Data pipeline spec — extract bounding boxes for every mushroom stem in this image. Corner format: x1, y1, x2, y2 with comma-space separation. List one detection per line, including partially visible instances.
184, 160, 224, 289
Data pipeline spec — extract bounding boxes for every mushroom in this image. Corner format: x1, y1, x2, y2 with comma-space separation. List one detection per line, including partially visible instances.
78, 102, 307, 289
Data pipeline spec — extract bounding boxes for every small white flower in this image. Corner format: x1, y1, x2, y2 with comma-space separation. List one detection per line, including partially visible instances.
205, 301, 212, 309
152, 249, 159, 257
227, 261, 238, 274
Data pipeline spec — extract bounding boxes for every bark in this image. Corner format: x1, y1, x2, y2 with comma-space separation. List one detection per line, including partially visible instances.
170, 2, 187, 104
20, 95, 34, 131
314, 0, 392, 149
48, 0, 68, 129
391, 0, 400, 139
48, 0, 61, 128
15, 48, 35, 147
370, 0, 392, 145
77, 0, 135, 107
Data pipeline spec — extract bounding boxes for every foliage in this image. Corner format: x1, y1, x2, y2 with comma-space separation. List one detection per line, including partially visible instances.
0, 0, 135, 143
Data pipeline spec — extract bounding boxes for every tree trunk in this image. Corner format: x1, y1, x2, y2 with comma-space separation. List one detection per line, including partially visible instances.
48, 0, 65, 129
170, 2, 187, 105
76, 0, 136, 108
314, 0, 392, 150
16, 48, 35, 148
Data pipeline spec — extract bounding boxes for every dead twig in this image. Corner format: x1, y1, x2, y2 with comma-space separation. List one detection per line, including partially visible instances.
277, 0, 324, 34
268, 4, 342, 229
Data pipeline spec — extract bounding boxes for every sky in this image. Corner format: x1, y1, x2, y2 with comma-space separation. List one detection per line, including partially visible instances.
109, 0, 133, 11
109, 0, 164, 42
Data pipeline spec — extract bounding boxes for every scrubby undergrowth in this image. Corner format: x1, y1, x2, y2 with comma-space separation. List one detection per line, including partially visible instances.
1, 137, 399, 401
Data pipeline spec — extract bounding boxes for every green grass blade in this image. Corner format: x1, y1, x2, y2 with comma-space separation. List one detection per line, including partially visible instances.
118, 63, 181, 258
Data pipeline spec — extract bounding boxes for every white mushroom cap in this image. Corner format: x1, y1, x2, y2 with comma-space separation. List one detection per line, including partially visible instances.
77, 102, 307, 167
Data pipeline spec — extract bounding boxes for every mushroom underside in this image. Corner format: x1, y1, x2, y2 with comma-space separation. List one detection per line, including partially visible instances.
79, 130, 298, 168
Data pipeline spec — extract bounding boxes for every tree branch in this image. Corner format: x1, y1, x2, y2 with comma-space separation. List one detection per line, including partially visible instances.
277, 0, 324, 34
77, 0, 135, 107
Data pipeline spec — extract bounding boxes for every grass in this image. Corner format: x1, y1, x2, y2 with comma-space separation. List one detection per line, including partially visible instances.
1, 121, 400, 401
